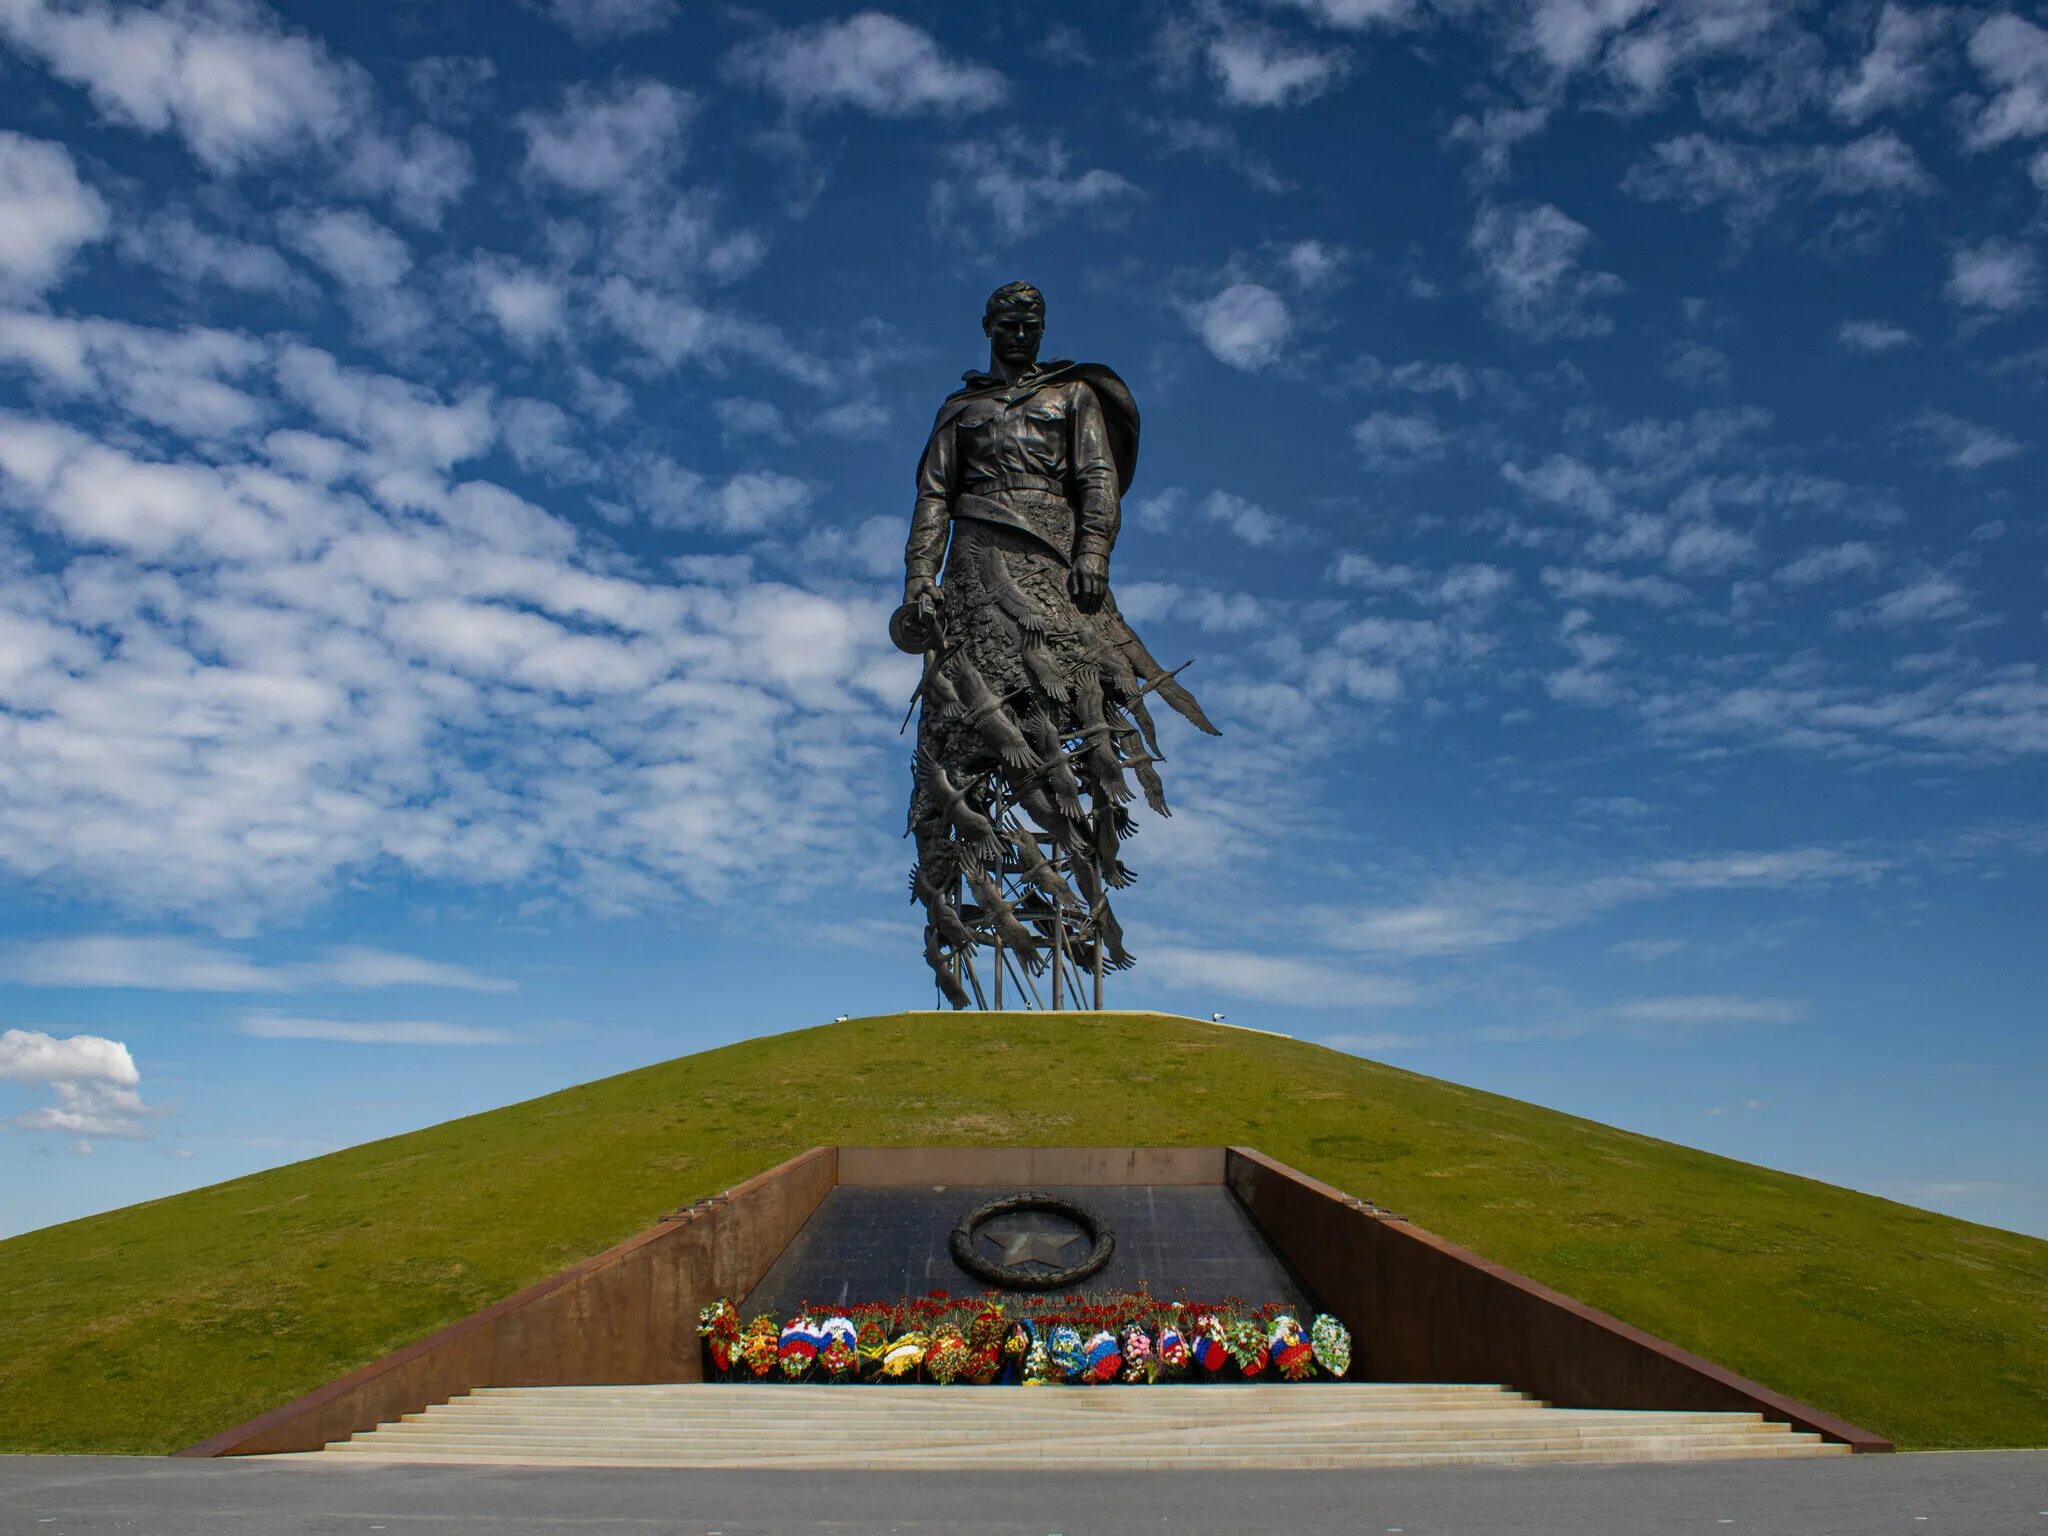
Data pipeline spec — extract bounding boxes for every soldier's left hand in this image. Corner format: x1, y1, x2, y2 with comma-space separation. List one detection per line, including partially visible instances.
1071, 554, 1108, 613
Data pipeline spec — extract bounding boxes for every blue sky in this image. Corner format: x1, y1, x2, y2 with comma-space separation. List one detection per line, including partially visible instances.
0, 0, 2043, 1242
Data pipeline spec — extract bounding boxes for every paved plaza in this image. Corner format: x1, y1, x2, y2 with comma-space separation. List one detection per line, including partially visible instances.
1, 1450, 2042, 1536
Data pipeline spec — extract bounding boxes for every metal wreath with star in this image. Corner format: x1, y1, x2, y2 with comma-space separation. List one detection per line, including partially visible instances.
949, 1192, 1116, 1291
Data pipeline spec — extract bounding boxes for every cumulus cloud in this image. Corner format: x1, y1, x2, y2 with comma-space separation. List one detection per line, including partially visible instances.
1204, 19, 1347, 108
1831, 4, 1946, 124
519, 77, 695, 199
0, 132, 109, 298
1964, 11, 2048, 149
119, 210, 300, 297
467, 256, 566, 350
724, 12, 1006, 116
1837, 318, 1914, 353
1186, 282, 1293, 369
0, 0, 362, 172
930, 133, 1139, 241
1776, 542, 1882, 585
1945, 239, 2039, 315
0, 0, 467, 222
0, 1028, 138, 1086
1912, 410, 2024, 470
1542, 567, 1692, 607
1, 1028, 151, 1143
1469, 202, 1621, 339
1135, 486, 1293, 545
1353, 411, 1446, 469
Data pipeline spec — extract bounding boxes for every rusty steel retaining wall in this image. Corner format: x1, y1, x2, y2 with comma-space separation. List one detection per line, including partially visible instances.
179, 1146, 837, 1457
1225, 1146, 1891, 1452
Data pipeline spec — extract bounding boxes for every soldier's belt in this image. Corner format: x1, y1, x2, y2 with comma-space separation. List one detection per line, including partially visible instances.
952, 491, 1074, 565
964, 473, 1066, 497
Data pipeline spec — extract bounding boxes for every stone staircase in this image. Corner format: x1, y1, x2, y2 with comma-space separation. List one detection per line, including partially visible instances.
313, 1383, 1849, 1469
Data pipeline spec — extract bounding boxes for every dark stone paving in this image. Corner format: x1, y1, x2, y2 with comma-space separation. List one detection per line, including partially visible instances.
740, 1184, 1314, 1315
3, 1451, 2045, 1535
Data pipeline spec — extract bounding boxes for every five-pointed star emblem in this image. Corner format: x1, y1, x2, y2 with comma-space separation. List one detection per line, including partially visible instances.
981, 1222, 1080, 1268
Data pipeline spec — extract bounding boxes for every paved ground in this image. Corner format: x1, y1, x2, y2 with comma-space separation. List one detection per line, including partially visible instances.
1, 1452, 2043, 1535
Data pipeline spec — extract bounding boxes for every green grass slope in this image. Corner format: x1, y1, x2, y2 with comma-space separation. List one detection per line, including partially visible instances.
1, 1012, 2041, 1454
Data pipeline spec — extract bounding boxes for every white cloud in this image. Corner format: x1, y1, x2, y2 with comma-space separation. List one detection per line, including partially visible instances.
0, 0, 363, 172
1322, 846, 1879, 957
714, 398, 791, 444
282, 207, 411, 291
2, 936, 515, 992
272, 346, 494, 471
1945, 239, 2039, 315
1200, 489, 1289, 546
1621, 131, 1931, 239
1964, 11, 2048, 149
534, 0, 677, 45
1912, 410, 2024, 470
520, 77, 695, 198
120, 211, 299, 296
1859, 570, 1972, 628
1447, 102, 1552, 184
1281, 239, 1344, 289
1266, 0, 1416, 27
1502, 452, 1615, 518
1352, 411, 1445, 469
0, 313, 915, 924
1205, 21, 1347, 108
1612, 994, 1806, 1025
1187, 282, 1293, 370
1542, 567, 1691, 606
1469, 202, 1621, 339
1, 1028, 150, 1143
1836, 318, 1915, 353
723, 12, 1006, 116
930, 133, 1139, 241
1145, 945, 1418, 1008
1832, 4, 1946, 124
237, 1015, 515, 1045
0, 1028, 137, 1086
1664, 520, 1755, 575
1776, 542, 1882, 585
468, 256, 566, 350
0, 132, 109, 298
635, 460, 815, 535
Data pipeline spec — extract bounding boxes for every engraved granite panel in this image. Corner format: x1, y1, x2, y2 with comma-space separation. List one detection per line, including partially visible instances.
740, 1185, 1314, 1316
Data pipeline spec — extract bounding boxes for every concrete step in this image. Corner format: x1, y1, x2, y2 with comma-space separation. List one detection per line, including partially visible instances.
323, 1439, 1847, 1470
388, 1410, 1768, 1440
320, 1382, 1845, 1469
356, 1425, 1810, 1449
395, 1409, 1548, 1433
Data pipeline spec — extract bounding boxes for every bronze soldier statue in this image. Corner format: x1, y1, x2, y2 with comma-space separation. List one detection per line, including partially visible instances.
894, 281, 1217, 1008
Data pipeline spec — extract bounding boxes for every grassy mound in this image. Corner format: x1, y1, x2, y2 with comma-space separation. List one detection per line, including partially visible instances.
1, 1012, 2041, 1454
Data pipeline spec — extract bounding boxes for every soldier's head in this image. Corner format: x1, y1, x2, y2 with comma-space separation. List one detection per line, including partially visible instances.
982, 281, 1044, 369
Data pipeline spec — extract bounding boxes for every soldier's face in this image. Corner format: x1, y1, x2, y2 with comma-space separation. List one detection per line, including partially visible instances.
985, 308, 1043, 365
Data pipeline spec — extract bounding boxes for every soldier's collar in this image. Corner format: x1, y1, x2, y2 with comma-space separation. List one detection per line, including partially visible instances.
953, 359, 1076, 400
